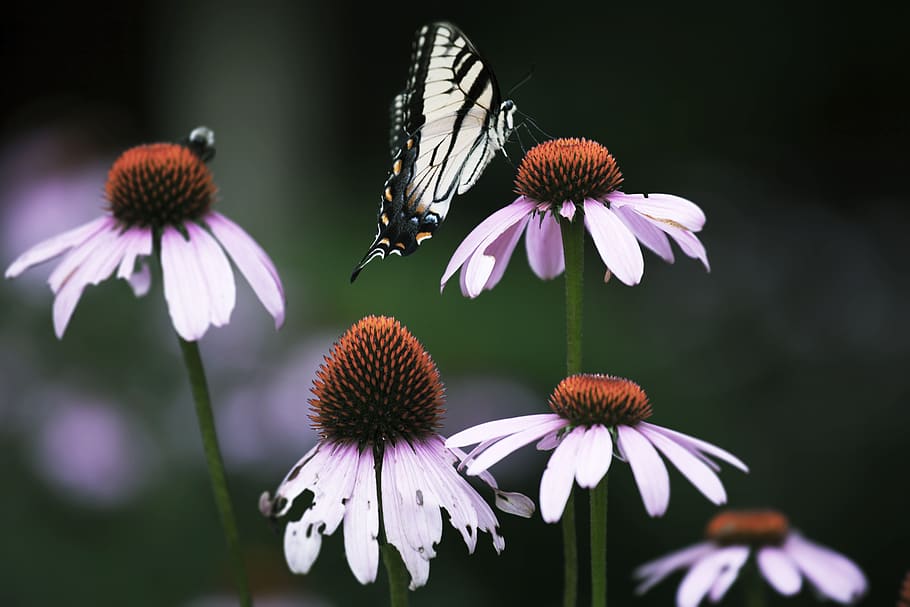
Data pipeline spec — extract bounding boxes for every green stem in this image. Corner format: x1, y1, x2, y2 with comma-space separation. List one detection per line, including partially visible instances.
560, 216, 585, 607
178, 337, 253, 607
744, 561, 767, 607
381, 544, 410, 607
589, 478, 608, 607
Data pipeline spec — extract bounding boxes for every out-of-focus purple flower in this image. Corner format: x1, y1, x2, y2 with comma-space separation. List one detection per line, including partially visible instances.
634, 509, 868, 606
4, 127, 285, 341
441, 138, 708, 297
447, 374, 746, 521
31, 399, 151, 507
261, 316, 533, 590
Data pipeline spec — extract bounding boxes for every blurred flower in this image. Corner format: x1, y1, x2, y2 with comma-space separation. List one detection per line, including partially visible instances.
447, 373, 746, 521
5, 127, 285, 341
30, 398, 152, 507
899, 570, 910, 607
186, 593, 332, 607
634, 509, 868, 606
441, 138, 708, 297
261, 316, 533, 590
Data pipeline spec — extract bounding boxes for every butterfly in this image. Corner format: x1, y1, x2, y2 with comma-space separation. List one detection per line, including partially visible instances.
351, 21, 517, 281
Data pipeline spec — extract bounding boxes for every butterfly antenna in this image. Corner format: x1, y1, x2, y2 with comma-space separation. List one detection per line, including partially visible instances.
506, 65, 536, 99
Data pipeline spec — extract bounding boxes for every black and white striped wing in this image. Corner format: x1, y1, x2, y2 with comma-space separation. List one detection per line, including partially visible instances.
352, 22, 514, 281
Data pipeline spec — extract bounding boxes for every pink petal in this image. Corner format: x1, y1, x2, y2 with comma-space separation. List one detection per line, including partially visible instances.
445, 413, 562, 448
47, 218, 119, 293
639, 423, 749, 473
206, 211, 285, 329
583, 199, 644, 286
611, 204, 674, 263
676, 546, 749, 607
440, 197, 536, 292
466, 416, 568, 475
343, 447, 380, 584
616, 425, 669, 517
5, 216, 111, 278
636, 424, 727, 505
609, 192, 706, 231
634, 542, 716, 595
115, 226, 153, 280
461, 213, 529, 296
708, 549, 749, 601
559, 201, 576, 220
757, 546, 802, 596
573, 424, 613, 489
539, 425, 585, 523
52, 225, 130, 338
127, 262, 151, 297
525, 213, 565, 280
160, 224, 237, 341
783, 533, 867, 603
661, 223, 710, 270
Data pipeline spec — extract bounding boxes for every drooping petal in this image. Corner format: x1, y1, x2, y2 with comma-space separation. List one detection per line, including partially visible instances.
539, 425, 585, 523
616, 425, 670, 517
573, 424, 613, 489
440, 197, 536, 292
525, 212, 565, 280
639, 423, 749, 473
5, 216, 111, 278
634, 542, 717, 595
206, 211, 285, 328
660, 223, 710, 270
757, 546, 802, 596
343, 447, 380, 584
611, 204, 674, 263
784, 532, 867, 603
559, 201, 576, 221
466, 416, 569, 475
48, 217, 120, 293
160, 223, 237, 341
461, 213, 530, 296
127, 262, 151, 297
446, 413, 563, 448
52, 225, 131, 338
636, 424, 727, 505
708, 549, 749, 602
609, 192, 706, 231
676, 546, 750, 607
536, 430, 562, 451
115, 226, 153, 280
583, 199, 644, 286
447, 445, 535, 518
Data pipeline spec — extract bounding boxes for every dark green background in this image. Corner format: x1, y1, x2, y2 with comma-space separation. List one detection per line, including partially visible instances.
1, 1, 907, 605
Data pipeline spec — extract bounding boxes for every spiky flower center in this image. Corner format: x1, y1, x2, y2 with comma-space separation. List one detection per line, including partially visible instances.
514, 138, 623, 206
706, 510, 790, 547
548, 374, 652, 427
308, 315, 445, 445
105, 143, 216, 227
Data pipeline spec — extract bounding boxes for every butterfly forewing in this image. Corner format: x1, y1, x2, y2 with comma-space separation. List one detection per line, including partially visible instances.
351, 22, 516, 281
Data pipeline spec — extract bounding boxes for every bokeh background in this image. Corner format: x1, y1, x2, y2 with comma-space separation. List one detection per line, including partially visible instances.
1, 1, 907, 606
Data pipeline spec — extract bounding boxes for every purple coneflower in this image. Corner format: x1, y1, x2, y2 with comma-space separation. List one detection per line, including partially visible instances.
447, 373, 747, 521
634, 509, 868, 605
441, 137, 709, 297
261, 316, 532, 590
4, 127, 285, 341
899, 570, 910, 607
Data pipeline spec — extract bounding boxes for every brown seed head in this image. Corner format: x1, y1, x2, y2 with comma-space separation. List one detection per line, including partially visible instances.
548, 374, 652, 427
308, 316, 445, 445
514, 138, 623, 206
706, 510, 791, 547
105, 143, 216, 227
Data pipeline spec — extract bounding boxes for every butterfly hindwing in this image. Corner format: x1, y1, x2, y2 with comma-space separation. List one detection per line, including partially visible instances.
352, 22, 516, 281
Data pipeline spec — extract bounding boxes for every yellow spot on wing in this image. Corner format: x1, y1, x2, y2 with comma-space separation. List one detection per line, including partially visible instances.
393, 159, 402, 175
384, 187, 393, 202
394, 241, 406, 250
415, 231, 433, 243
381, 213, 389, 226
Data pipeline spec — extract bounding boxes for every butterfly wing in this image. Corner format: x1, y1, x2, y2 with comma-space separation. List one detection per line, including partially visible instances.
352, 22, 513, 281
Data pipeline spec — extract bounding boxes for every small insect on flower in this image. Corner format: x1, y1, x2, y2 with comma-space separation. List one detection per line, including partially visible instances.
4, 127, 285, 341
441, 137, 709, 297
260, 316, 533, 590
447, 374, 747, 521
634, 509, 868, 606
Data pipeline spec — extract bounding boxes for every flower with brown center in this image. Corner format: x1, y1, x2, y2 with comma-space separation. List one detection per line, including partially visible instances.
441, 137, 710, 298
262, 316, 533, 590
5, 127, 285, 341
635, 508, 868, 606
447, 373, 747, 522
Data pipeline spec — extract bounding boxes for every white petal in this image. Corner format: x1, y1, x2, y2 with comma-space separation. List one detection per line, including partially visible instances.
784, 532, 867, 603
466, 416, 569, 475
616, 425, 670, 517
583, 200, 644, 286
446, 414, 562, 448
343, 447, 380, 584
757, 546, 802, 596
634, 542, 716, 595
206, 211, 285, 328
676, 546, 749, 607
639, 422, 749, 473
609, 192, 706, 231
637, 424, 727, 505
539, 426, 585, 523
6, 216, 111, 278
573, 425, 613, 489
